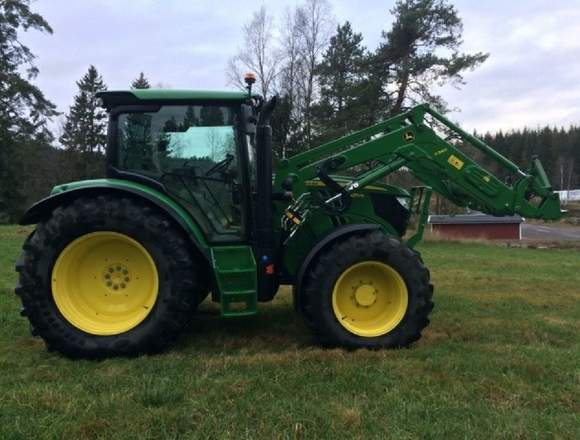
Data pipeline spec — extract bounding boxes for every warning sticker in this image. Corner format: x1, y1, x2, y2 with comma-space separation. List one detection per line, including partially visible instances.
448, 155, 464, 170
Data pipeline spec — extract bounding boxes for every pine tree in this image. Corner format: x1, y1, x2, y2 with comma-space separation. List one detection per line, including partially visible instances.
60, 65, 108, 154
200, 107, 225, 126
377, 0, 489, 115
0, 0, 58, 221
312, 21, 366, 144
131, 72, 151, 89
60, 65, 108, 180
181, 106, 199, 130
123, 72, 152, 169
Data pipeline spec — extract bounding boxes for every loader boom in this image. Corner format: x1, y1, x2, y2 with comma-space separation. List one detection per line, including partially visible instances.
275, 104, 562, 227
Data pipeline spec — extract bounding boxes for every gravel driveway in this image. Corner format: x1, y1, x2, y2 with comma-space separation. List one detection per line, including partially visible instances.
522, 223, 580, 241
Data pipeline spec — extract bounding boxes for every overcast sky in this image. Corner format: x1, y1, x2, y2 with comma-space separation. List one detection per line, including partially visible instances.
20, 0, 580, 133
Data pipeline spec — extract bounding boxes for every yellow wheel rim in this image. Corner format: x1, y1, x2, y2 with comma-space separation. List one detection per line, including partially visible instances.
332, 261, 408, 338
51, 232, 159, 336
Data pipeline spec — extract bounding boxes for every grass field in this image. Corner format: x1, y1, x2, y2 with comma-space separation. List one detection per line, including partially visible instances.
0, 225, 579, 439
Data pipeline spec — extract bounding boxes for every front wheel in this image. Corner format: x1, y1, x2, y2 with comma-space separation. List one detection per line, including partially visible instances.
301, 230, 434, 348
15, 195, 207, 358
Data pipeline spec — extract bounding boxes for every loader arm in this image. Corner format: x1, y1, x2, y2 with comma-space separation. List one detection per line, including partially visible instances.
275, 104, 563, 223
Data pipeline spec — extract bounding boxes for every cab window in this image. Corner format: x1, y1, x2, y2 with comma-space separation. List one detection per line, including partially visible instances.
116, 105, 243, 241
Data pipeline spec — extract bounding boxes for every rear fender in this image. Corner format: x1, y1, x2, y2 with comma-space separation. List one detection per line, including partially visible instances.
19, 179, 209, 258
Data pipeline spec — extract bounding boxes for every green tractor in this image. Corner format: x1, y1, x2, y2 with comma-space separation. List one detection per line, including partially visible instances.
15, 76, 562, 358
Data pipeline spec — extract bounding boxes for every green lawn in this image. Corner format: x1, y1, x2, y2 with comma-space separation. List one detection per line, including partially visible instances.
0, 225, 578, 439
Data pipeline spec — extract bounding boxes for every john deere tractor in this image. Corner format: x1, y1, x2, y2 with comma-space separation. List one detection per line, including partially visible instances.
15, 76, 562, 358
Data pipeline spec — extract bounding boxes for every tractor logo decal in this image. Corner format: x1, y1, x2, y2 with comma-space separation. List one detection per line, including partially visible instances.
403, 131, 415, 142
448, 155, 464, 170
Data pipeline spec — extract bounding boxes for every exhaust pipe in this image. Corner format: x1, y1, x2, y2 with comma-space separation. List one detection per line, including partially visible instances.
255, 96, 278, 301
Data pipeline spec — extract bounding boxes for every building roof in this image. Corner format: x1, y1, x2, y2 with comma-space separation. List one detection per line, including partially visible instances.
428, 213, 524, 225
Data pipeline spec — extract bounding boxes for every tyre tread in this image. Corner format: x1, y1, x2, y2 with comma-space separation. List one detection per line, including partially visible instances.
300, 230, 434, 349
15, 194, 205, 358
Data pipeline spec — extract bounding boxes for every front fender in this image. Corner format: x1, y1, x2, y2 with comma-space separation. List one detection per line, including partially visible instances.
292, 223, 380, 313
20, 179, 209, 257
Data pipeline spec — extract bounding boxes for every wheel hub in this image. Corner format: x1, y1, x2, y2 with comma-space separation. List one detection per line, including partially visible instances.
354, 284, 377, 307
103, 264, 131, 291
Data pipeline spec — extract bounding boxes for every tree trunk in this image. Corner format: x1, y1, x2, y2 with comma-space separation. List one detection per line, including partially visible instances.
391, 63, 410, 116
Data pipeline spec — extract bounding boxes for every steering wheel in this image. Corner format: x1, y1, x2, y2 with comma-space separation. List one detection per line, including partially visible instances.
204, 153, 234, 177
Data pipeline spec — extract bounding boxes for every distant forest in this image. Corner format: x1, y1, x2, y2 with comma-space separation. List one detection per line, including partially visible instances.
481, 128, 579, 191
1, 0, 578, 223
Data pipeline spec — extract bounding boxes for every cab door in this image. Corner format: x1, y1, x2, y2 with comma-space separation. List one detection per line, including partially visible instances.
114, 103, 248, 242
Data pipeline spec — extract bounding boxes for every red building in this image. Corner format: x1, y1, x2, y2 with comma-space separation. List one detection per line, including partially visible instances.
428, 214, 523, 240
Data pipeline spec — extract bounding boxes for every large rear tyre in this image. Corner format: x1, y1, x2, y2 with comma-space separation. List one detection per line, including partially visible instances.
301, 230, 433, 348
15, 195, 207, 358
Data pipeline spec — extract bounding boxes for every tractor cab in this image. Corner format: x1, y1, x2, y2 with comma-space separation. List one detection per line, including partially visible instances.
96, 83, 280, 316
97, 88, 262, 244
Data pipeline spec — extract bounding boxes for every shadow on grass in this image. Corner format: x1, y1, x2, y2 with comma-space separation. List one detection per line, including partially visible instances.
175, 298, 315, 354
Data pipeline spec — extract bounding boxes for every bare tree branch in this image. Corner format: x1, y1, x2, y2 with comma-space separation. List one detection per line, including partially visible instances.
226, 6, 279, 97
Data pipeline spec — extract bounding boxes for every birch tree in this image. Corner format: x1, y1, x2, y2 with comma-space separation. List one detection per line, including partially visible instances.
227, 6, 279, 98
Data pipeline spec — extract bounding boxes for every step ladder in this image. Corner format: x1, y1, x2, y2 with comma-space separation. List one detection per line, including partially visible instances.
210, 246, 257, 317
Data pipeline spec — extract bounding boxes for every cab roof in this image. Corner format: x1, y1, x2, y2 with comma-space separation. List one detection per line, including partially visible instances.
97, 89, 254, 108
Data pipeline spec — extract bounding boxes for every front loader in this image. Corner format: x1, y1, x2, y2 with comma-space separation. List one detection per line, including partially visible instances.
15, 76, 562, 357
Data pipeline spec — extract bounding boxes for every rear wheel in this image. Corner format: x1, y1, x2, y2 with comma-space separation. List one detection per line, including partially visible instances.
16, 195, 207, 358
301, 230, 433, 348
51, 231, 159, 336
